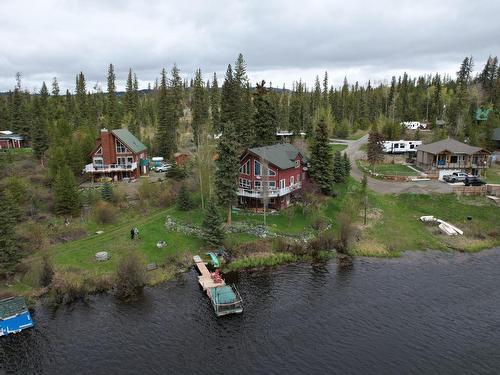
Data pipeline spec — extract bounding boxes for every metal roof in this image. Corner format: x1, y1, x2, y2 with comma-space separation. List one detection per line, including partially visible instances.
111, 129, 147, 154
417, 138, 489, 155
247, 143, 307, 169
0, 297, 29, 320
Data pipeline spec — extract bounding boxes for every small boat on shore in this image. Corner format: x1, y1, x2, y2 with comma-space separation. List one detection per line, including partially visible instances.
193, 255, 243, 317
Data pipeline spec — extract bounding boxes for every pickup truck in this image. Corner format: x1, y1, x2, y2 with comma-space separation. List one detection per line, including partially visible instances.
155, 164, 172, 173
443, 172, 468, 183
464, 176, 486, 186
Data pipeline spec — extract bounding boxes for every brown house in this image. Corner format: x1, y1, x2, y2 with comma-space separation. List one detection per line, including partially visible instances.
416, 138, 490, 178
0, 131, 24, 149
238, 143, 309, 210
85, 128, 148, 181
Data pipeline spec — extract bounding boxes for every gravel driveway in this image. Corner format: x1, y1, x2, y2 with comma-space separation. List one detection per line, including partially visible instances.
333, 135, 453, 194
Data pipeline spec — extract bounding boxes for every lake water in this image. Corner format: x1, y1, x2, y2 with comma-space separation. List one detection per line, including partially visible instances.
1, 249, 500, 374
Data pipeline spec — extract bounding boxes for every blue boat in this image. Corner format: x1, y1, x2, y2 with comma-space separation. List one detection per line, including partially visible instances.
0, 296, 34, 337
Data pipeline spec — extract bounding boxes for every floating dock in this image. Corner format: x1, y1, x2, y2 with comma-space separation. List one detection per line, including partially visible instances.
193, 255, 243, 317
0, 296, 34, 337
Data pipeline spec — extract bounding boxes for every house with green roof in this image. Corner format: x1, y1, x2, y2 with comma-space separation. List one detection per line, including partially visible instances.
84, 128, 148, 181
238, 143, 309, 210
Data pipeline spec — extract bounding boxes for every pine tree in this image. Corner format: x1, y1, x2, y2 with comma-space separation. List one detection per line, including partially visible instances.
332, 151, 344, 183
215, 122, 239, 225
367, 122, 384, 167
309, 119, 334, 194
192, 69, 208, 146
101, 182, 113, 202
124, 68, 135, 115
201, 199, 225, 248
53, 166, 81, 216
75, 71, 87, 123
156, 68, 175, 159
0, 188, 20, 274
210, 73, 221, 133
106, 63, 119, 128
176, 184, 192, 211
220, 64, 238, 128
32, 83, 50, 163
342, 152, 351, 177
11, 73, 30, 139
252, 81, 278, 146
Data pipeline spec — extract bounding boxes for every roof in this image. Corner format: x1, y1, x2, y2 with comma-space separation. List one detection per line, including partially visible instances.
0, 297, 29, 320
417, 138, 489, 155
111, 129, 147, 154
0, 130, 23, 140
246, 143, 307, 169
492, 128, 500, 141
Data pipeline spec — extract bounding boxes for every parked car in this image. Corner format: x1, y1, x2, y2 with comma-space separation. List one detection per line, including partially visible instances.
443, 172, 468, 183
155, 163, 172, 173
464, 176, 486, 186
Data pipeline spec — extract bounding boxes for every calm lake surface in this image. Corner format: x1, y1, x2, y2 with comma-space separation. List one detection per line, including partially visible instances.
1, 249, 500, 375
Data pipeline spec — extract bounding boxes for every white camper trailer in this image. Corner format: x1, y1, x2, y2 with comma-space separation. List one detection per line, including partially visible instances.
401, 121, 427, 130
383, 140, 422, 153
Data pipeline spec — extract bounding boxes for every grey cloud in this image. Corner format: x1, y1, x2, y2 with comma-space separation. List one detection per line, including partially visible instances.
0, 0, 498, 92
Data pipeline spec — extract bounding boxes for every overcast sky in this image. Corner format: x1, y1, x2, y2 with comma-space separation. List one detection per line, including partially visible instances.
1, 0, 499, 93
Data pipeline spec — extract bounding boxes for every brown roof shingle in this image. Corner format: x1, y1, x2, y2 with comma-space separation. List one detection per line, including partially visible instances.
417, 138, 489, 155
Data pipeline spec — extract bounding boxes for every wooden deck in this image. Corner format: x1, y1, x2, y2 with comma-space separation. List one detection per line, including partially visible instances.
193, 255, 225, 291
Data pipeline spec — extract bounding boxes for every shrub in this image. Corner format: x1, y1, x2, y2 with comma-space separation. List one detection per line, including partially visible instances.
227, 240, 272, 258
115, 251, 147, 298
336, 212, 354, 254
93, 201, 118, 225
50, 271, 89, 304
311, 216, 328, 231
39, 254, 55, 287
308, 231, 336, 254
156, 186, 175, 208
176, 184, 192, 211
15, 220, 48, 253
101, 182, 113, 202
164, 251, 191, 270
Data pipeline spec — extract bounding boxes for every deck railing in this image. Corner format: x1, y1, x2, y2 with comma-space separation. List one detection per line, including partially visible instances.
237, 182, 302, 198
84, 162, 137, 173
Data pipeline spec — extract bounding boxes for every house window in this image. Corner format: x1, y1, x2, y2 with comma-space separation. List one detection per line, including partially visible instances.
450, 155, 458, 163
127, 156, 134, 164
116, 140, 128, 154
239, 178, 251, 189
254, 160, 261, 176
240, 160, 250, 175
117, 157, 127, 165
280, 179, 285, 189
254, 181, 262, 190
295, 160, 300, 168
93, 157, 103, 165
268, 181, 276, 189
290, 176, 294, 186
95, 147, 102, 155
267, 168, 276, 176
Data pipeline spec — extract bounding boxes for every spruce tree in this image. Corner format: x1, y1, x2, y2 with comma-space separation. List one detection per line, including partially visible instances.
75, 71, 87, 123
210, 73, 221, 133
252, 81, 277, 146
156, 68, 175, 158
11, 73, 31, 139
367, 122, 384, 167
32, 84, 50, 163
176, 184, 192, 211
0, 188, 20, 274
342, 152, 351, 178
192, 69, 208, 146
106, 63, 119, 128
309, 119, 334, 194
101, 182, 113, 202
215, 122, 239, 224
201, 199, 225, 248
53, 166, 81, 216
333, 151, 344, 183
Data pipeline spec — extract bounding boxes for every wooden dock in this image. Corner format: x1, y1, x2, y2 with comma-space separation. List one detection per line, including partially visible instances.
193, 255, 225, 291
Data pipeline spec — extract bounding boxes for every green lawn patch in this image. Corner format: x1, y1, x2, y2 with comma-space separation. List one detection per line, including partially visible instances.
347, 129, 369, 140
358, 161, 419, 176
484, 165, 500, 184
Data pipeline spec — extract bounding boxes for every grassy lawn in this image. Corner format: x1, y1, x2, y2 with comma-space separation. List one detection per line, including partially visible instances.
358, 161, 419, 176
484, 165, 500, 184
330, 144, 348, 153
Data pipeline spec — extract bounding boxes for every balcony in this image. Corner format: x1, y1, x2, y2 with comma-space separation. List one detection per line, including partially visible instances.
237, 182, 302, 198
84, 162, 137, 173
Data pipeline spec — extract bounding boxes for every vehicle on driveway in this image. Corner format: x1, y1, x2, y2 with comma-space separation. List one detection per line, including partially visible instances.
464, 176, 486, 186
443, 172, 468, 183
155, 163, 172, 173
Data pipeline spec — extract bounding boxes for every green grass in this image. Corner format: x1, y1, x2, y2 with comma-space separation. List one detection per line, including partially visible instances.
330, 144, 348, 153
358, 161, 419, 176
0, 147, 33, 155
484, 165, 500, 184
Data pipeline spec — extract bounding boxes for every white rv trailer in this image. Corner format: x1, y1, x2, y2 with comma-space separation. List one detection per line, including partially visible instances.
400, 121, 427, 130
383, 140, 422, 153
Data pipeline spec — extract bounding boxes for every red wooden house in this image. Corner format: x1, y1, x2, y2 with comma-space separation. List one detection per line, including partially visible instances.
0, 131, 24, 149
238, 143, 309, 210
85, 128, 148, 181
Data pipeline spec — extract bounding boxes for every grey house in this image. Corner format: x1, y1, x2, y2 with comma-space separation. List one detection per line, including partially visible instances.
416, 138, 490, 176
